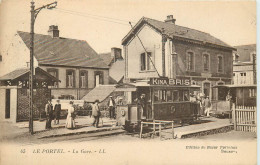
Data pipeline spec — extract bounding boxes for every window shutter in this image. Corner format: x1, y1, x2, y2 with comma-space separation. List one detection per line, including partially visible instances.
79, 71, 82, 88
100, 71, 104, 84
73, 70, 75, 87
66, 70, 69, 87
86, 71, 88, 88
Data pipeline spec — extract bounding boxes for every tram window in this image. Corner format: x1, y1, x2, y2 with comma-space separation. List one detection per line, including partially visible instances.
154, 90, 159, 102
179, 90, 184, 101
166, 90, 173, 102
183, 90, 189, 101
173, 90, 179, 101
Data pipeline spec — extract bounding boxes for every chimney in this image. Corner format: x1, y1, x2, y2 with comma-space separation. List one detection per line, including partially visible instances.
111, 47, 122, 63
48, 25, 59, 38
164, 15, 176, 24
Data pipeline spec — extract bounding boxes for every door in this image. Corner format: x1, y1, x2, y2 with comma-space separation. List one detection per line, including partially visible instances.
203, 82, 210, 97
5, 89, 10, 119
95, 74, 100, 87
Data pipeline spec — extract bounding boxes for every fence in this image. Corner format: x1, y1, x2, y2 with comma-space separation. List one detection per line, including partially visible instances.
232, 104, 257, 132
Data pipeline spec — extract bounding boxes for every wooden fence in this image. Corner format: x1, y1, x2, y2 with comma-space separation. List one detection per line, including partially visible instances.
232, 104, 257, 132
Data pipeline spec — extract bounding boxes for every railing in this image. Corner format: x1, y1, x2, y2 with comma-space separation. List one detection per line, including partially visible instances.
140, 120, 175, 139
232, 104, 257, 132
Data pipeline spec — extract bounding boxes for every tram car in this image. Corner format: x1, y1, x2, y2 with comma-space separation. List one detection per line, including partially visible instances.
115, 78, 200, 131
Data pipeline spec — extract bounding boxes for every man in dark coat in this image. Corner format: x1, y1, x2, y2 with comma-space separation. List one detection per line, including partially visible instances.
92, 99, 101, 128
107, 96, 116, 119
45, 100, 53, 129
137, 94, 146, 119
54, 99, 61, 125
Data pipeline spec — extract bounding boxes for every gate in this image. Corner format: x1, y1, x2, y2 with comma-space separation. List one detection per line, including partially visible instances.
232, 104, 257, 132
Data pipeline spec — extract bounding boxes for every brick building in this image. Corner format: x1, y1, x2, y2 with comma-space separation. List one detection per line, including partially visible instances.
122, 15, 235, 100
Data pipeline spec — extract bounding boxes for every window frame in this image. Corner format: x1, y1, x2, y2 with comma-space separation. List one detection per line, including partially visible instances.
202, 53, 210, 72
140, 52, 154, 72
47, 68, 59, 88
79, 70, 88, 88
217, 55, 224, 73
94, 71, 104, 87
66, 69, 75, 88
186, 51, 195, 72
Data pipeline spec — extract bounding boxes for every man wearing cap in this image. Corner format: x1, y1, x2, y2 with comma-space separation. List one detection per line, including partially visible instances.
107, 96, 116, 119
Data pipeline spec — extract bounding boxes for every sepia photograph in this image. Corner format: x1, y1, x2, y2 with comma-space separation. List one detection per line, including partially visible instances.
0, 0, 257, 164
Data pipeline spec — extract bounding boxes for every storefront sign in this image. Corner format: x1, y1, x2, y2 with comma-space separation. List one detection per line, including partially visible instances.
149, 78, 194, 86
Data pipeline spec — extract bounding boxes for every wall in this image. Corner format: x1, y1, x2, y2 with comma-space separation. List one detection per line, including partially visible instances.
0, 87, 17, 123
41, 66, 109, 99
233, 64, 254, 85
126, 24, 162, 79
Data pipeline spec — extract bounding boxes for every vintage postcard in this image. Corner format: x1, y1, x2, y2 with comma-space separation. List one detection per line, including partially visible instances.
0, 0, 257, 164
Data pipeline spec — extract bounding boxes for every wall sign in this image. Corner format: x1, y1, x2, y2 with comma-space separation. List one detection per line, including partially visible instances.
149, 78, 195, 86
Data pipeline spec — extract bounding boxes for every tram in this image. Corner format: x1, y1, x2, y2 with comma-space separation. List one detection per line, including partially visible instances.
115, 77, 200, 131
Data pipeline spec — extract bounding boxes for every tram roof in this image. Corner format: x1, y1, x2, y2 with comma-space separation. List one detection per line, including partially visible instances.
115, 82, 200, 91
213, 84, 257, 88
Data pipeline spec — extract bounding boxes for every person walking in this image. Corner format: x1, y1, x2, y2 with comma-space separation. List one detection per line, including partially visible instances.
203, 96, 211, 117
107, 96, 116, 119
54, 100, 61, 125
92, 99, 101, 128
45, 100, 53, 129
65, 101, 76, 129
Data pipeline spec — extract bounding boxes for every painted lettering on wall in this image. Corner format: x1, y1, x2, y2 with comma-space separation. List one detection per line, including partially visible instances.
150, 78, 195, 86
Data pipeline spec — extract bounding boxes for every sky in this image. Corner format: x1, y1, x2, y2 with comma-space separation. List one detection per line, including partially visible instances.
0, 0, 256, 54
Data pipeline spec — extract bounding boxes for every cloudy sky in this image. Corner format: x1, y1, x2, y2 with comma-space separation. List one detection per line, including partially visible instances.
0, 0, 256, 54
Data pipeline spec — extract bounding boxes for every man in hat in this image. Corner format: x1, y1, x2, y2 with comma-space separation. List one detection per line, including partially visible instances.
92, 99, 101, 128
54, 99, 61, 125
45, 100, 53, 129
137, 94, 146, 119
107, 96, 116, 119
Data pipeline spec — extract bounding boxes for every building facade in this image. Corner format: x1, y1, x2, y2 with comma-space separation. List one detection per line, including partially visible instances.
0, 25, 109, 100
122, 16, 235, 100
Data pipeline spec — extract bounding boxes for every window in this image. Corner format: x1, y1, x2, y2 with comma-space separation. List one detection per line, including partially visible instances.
186, 51, 194, 71
173, 90, 179, 101
79, 70, 88, 88
249, 88, 256, 97
166, 90, 173, 102
203, 54, 210, 71
217, 56, 223, 72
66, 70, 75, 87
140, 52, 153, 71
47, 68, 58, 88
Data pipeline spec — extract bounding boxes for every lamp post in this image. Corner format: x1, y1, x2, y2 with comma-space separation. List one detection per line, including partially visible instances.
29, 1, 57, 135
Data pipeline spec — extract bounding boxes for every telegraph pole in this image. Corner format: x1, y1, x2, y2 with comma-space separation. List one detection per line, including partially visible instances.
29, 1, 57, 135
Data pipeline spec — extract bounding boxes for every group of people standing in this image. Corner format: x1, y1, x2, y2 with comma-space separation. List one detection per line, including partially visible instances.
45, 99, 76, 130
190, 93, 211, 117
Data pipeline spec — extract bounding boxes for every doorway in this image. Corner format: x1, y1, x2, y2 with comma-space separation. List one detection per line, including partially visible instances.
5, 89, 10, 119
95, 74, 100, 87
203, 82, 210, 98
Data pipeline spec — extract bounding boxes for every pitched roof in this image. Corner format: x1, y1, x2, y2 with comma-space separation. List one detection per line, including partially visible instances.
0, 67, 60, 82
17, 31, 108, 69
122, 17, 235, 50
0, 68, 29, 81
81, 85, 116, 102
234, 44, 256, 62
99, 52, 113, 66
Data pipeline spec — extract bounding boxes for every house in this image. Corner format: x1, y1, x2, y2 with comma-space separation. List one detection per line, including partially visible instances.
0, 25, 109, 100
122, 15, 236, 100
230, 44, 256, 106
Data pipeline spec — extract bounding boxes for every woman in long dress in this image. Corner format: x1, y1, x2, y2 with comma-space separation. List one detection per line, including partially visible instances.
66, 101, 76, 129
